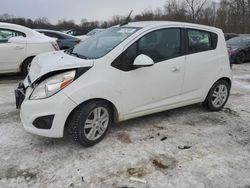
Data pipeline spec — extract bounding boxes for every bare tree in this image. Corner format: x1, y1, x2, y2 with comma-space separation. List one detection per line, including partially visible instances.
164, 0, 188, 22
185, 0, 207, 22
1, 0, 250, 34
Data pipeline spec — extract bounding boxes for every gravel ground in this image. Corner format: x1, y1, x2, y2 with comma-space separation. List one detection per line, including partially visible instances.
0, 64, 250, 188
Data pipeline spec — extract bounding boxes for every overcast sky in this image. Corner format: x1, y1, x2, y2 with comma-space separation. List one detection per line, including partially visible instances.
1, 0, 169, 24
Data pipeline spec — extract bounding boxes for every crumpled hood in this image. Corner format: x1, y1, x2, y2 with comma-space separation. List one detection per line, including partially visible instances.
25, 51, 93, 86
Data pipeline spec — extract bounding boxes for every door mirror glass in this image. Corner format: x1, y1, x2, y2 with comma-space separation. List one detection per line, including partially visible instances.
133, 54, 154, 67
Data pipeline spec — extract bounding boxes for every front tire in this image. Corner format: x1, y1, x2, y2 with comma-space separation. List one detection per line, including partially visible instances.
22, 57, 34, 76
68, 100, 112, 147
203, 80, 230, 111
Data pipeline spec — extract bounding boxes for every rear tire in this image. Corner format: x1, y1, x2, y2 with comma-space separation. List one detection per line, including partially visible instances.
236, 51, 246, 64
22, 57, 34, 76
202, 80, 230, 111
68, 100, 112, 147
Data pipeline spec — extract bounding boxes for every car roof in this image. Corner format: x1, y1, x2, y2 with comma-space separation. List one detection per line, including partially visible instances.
120, 21, 221, 33
35, 29, 78, 39
0, 22, 40, 37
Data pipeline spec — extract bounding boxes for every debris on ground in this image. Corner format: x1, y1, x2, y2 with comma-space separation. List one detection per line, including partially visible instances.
129, 177, 147, 184
160, 137, 167, 141
151, 155, 178, 170
117, 131, 132, 144
127, 167, 147, 178
178, 146, 192, 150
222, 107, 240, 117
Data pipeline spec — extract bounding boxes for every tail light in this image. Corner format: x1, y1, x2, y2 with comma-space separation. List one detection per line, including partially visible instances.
75, 40, 81, 44
51, 41, 60, 51
227, 47, 232, 57
227, 47, 233, 69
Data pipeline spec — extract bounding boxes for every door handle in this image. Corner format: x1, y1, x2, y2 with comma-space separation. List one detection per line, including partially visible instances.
172, 67, 180, 72
14, 46, 24, 50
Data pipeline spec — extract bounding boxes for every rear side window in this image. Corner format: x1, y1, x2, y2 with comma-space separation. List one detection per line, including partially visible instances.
0, 29, 26, 43
187, 29, 212, 54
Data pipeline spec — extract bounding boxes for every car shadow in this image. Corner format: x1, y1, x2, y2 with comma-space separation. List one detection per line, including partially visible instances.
0, 73, 25, 84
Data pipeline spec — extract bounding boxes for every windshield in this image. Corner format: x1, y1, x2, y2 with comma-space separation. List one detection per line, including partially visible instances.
227, 37, 250, 46
86, 29, 104, 36
70, 27, 140, 59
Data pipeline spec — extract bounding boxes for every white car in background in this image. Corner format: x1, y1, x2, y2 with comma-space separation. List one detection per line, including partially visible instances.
0, 22, 59, 75
77, 28, 105, 41
16, 21, 232, 147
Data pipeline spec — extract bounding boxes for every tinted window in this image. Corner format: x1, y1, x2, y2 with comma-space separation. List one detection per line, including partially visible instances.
0, 29, 25, 43
138, 28, 181, 63
126, 28, 181, 65
187, 29, 212, 53
43, 32, 65, 39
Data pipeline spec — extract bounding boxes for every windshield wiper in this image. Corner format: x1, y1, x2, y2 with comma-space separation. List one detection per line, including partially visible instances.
67, 50, 88, 59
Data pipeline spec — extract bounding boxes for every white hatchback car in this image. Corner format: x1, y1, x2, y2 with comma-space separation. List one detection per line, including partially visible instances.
16, 21, 232, 147
0, 22, 59, 75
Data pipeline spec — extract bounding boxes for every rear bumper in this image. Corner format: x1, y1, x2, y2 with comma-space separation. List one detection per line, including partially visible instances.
230, 54, 237, 64
20, 90, 77, 138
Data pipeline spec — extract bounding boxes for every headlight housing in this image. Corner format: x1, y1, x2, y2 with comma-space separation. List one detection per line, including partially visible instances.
30, 70, 76, 100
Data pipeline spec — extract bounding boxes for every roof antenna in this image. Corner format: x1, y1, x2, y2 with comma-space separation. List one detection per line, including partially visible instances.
120, 10, 133, 26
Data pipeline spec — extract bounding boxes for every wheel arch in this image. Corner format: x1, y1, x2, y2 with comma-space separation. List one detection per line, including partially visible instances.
64, 98, 119, 130
216, 77, 232, 88
19, 56, 35, 72
204, 76, 232, 102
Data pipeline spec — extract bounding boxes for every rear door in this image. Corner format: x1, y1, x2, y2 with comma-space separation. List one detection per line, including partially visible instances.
182, 28, 219, 100
113, 28, 186, 116
0, 28, 26, 73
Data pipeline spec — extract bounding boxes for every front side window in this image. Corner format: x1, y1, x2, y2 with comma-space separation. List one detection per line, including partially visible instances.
0, 29, 25, 43
70, 27, 140, 59
126, 28, 181, 65
187, 29, 212, 53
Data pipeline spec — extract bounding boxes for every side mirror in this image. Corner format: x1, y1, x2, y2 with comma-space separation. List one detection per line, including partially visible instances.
133, 54, 154, 68
8, 36, 25, 43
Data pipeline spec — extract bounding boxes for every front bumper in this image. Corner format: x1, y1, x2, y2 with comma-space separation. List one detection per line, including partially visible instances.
18, 87, 77, 138
15, 83, 25, 109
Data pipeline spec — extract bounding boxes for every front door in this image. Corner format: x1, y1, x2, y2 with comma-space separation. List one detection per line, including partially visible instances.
120, 28, 185, 116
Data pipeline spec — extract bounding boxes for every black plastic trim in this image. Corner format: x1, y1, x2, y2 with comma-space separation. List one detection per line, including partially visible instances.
33, 115, 55, 129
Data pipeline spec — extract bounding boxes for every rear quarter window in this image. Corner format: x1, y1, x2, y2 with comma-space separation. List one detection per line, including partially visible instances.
0, 28, 26, 43
187, 29, 218, 54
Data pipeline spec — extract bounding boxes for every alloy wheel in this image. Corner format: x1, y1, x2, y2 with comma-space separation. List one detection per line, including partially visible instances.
84, 107, 109, 141
212, 84, 228, 108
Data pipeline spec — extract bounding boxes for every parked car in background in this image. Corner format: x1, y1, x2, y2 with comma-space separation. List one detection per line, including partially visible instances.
36, 29, 81, 50
65, 29, 87, 36
224, 33, 239, 41
16, 21, 232, 147
77, 28, 105, 41
227, 36, 250, 64
0, 22, 59, 75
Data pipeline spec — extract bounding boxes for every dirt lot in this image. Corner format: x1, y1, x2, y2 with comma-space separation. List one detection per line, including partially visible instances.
0, 64, 250, 188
